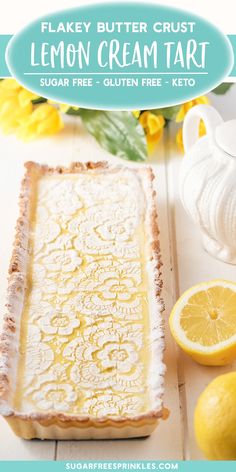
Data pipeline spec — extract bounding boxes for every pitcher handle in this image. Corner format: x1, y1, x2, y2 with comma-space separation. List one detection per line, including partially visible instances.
183, 104, 223, 152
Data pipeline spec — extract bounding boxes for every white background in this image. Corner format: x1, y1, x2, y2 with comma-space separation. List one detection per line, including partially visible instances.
0, 0, 235, 34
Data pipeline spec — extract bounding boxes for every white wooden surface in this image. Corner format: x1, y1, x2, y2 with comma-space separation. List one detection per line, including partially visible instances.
0, 85, 235, 460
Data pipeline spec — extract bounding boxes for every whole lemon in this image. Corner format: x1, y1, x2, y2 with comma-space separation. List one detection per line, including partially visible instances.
194, 372, 236, 460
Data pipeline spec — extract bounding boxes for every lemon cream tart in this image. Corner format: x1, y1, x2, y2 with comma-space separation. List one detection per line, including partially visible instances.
0, 161, 165, 439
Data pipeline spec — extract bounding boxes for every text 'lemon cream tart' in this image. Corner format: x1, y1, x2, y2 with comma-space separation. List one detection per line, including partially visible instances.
0, 161, 165, 439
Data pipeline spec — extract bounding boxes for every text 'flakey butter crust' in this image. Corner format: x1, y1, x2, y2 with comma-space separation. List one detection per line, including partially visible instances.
0, 161, 166, 439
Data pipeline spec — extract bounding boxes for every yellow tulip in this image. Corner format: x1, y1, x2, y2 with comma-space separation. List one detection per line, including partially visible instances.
59, 104, 79, 113
59, 103, 71, 113
0, 95, 32, 134
0, 80, 20, 108
0, 79, 21, 92
176, 120, 206, 153
132, 110, 140, 118
176, 127, 184, 153
0, 79, 39, 134
48, 100, 79, 114
17, 103, 63, 141
18, 89, 39, 107
0, 79, 38, 108
176, 96, 209, 123
139, 111, 165, 153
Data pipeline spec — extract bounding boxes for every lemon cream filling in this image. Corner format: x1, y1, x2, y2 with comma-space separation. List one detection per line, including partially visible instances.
14, 168, 159, 417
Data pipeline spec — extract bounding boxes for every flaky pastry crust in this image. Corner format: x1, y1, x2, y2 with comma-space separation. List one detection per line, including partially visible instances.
0, 161, 166, 439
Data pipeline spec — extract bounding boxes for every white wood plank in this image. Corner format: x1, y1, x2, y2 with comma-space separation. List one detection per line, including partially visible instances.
167, 84, 236, 459
168, 159, 236, 459
0, 120, 183, 459
0, 418, 56, 460
1, 106, 223, 459
0, 115, 77, 460
56, 136, 183, 461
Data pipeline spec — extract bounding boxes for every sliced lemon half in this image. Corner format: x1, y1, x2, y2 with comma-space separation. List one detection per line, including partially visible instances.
169, 280, 236, 366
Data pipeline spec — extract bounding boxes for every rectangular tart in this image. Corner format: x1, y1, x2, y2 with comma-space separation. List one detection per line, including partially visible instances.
0, 161, 165, 439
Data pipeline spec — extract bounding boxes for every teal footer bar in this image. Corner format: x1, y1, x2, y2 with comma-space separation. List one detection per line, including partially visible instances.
0, 461, 236, 472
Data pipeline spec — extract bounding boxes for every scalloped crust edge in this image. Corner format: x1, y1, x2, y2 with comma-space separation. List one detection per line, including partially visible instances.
0, 161, 167, 439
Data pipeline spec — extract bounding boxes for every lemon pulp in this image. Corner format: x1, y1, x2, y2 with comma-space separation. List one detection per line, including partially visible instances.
180, 286, 236, 346
169, 280, 236, 365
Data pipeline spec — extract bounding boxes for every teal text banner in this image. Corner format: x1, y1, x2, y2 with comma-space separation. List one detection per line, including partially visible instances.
0, 3, 235, 109
2, 35, 236, 79
1, 461, 236, 472
228, 35, 236, 76
0, 35, 12, 77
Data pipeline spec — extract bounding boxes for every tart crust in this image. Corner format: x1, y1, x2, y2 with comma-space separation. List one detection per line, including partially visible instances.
0, 161, 166, 439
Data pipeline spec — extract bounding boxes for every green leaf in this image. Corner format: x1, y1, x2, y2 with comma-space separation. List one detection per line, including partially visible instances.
150, 105, 181, 121
32, 97, 47, 104
65, 107, 81, 115
78, 110, 147, 162
211, 83, 233, 95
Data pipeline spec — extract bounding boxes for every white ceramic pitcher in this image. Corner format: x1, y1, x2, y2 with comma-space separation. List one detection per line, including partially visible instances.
179, 104, 236, 264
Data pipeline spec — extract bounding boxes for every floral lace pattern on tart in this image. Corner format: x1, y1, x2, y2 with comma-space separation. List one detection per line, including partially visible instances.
14, 167, 158, 417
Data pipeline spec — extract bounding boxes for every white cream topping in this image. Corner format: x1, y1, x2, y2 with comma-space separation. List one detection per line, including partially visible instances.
12, 167, 164, 417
